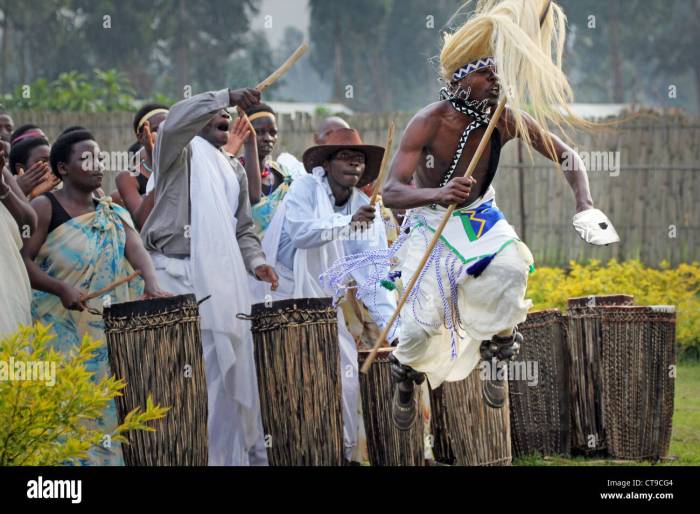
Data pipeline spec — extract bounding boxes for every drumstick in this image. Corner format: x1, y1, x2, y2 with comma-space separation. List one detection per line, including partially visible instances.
236, 106, 256, 134
361, 2, 552, 374
369, 122, 395, 207
255, 42, 309, 93
82, 271, 142, 302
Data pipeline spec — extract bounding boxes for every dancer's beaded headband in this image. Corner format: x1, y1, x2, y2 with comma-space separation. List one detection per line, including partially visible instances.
451, 56, 496, 83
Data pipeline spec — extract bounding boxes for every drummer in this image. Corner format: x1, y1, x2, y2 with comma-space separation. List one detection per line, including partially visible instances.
258, 128, 398, 463
140, 87, 279, 466
20, 129, 168, 465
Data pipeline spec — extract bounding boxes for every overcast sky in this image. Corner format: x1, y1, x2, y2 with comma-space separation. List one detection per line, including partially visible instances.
250, 0, 310, 47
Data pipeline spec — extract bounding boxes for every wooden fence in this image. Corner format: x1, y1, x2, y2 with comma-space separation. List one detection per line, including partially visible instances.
10, 110, 700, 267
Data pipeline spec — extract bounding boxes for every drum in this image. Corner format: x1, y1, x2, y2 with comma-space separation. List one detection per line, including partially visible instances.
358, 348, 425, 466
566, 294, 634, 455
600, 305, 676, 461
508, 309, 571, 458
429, 367, 512, 466
103, 294, 208, 466
244, 298, 344, 466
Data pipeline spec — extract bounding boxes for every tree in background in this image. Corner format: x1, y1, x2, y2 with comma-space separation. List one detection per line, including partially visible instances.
309, 0, 462, 112
1, 0, 697, 113
308, 0, 699, 113
559, 0, 699, 111
225, 30, 278, 92
272, 26, 329, 102
308, 0, 390, 111
153, 0, 259, 95
0, 0, 264, 101
384, 0, 464, 111
1, 69, 150, 112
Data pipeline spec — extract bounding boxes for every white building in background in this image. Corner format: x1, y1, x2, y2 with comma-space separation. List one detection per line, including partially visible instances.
268, 101, 353, 117
567, 103, 630, 119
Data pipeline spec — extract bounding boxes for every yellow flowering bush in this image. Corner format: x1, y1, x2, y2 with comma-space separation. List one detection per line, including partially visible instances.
527, 260, 700, 356
0, 323, 169, 465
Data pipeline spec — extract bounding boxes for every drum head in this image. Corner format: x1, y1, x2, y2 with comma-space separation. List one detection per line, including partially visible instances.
103, 293, 198, 318
250, 297, 333, 316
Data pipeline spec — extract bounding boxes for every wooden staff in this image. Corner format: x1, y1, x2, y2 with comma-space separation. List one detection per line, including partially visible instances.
256, 42, 309, 93
82, 271, 142, 302
369, 122, 395, 207
361, 1, 552, 374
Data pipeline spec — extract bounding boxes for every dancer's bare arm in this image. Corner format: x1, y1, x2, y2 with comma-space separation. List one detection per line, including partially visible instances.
508, 109, 594, 212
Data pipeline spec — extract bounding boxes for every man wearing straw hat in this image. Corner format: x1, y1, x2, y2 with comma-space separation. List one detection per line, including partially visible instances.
258, 128, 398, 462
329, 0, 619, 430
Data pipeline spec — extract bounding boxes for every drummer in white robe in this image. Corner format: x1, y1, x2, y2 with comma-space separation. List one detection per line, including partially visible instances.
254, 128, 398, 463
140, 87, 279, 466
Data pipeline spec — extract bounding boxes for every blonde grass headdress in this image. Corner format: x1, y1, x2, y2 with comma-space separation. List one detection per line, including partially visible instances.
440, 0, 590, 155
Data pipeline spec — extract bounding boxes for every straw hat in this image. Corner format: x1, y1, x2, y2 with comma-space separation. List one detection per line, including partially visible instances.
302, 128, 384, 188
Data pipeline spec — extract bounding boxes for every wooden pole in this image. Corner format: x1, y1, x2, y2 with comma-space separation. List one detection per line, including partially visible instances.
369, 122, 395, 207
256, 42, 309, 93
361, 97, 507, 374
82, 271, 142, 302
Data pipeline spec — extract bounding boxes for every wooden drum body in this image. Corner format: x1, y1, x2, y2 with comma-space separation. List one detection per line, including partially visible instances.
358, 348, 425, 466
248, 298, 344, 466
566, 294, 634, 455
429, 367, 512, 466
599, 305, 676, 460
509, 309, 571, 458
103, 294, 208, 466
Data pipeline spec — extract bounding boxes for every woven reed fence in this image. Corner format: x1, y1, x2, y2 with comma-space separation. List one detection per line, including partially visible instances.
10, 110, 699, 266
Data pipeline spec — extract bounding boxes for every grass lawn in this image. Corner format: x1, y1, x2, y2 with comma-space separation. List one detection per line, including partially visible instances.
513, 361, 700, 466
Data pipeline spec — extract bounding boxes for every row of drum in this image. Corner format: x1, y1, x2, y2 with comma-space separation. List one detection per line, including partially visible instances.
101, 294, 676, 466
356, 294, 675, 466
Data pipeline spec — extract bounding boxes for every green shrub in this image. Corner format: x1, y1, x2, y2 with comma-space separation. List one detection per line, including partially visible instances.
527, 260, 700, 357
0, 323, 169, 465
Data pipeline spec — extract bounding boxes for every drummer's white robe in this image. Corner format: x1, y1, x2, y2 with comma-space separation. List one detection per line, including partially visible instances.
151, 136, 268, 466
251, 167, 397, 461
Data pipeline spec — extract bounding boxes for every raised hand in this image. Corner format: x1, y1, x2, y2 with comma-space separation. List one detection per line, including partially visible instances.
29, 172, 60, 199
138, 120, 157, 161
223, 115, 251, 156
17, 161, 51, 196
228, 88, 261, 111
